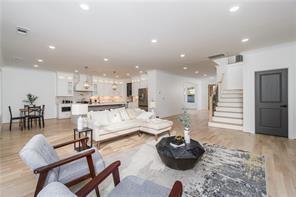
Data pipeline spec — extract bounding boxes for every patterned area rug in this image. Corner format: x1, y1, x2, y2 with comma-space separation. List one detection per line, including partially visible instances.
100, 142, 266, 197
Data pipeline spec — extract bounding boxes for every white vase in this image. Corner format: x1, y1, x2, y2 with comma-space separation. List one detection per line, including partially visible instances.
184, 127, 191, 144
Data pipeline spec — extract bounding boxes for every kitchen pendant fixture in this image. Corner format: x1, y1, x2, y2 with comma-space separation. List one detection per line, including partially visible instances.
83, 66, 90, 89
112, 71, 117, 91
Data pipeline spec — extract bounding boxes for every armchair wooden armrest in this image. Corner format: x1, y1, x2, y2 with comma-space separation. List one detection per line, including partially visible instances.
34, 149, 95, 174
169, 181, 183, 197
33, 149, 96, 197
76, 160, 121, 197
53, 137, 89, 149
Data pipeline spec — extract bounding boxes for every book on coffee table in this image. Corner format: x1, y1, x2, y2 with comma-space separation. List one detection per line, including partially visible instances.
170, 142, 185, 148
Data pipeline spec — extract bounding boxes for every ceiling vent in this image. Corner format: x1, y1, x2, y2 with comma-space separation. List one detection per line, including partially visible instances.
228, 55, 243, 64
208, 54, 225, 60
16, 26, 29, 35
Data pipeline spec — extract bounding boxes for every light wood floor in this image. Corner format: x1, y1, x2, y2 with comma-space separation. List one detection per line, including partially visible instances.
0, 110, 295, 197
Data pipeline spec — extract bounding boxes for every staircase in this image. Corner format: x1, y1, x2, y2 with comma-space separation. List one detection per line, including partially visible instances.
208, 89, 243, 130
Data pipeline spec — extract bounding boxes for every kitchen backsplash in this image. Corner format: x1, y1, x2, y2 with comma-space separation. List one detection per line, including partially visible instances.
90, 96, 125, 103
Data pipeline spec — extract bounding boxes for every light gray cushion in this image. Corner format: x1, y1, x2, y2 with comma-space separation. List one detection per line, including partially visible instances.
141, 119, 173, 130
58, 147, 105, 184
19, 134, 60, 185
37, 182, 76, 197
108, 175, 170, 197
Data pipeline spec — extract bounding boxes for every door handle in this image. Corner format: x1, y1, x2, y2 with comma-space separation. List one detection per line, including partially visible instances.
280, 105, 288, 108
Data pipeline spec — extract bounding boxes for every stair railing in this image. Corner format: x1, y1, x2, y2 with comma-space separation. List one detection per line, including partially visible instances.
208, 73, 224, 121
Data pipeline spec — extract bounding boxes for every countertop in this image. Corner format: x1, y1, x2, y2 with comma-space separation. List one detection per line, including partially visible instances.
88, 102, 126, 107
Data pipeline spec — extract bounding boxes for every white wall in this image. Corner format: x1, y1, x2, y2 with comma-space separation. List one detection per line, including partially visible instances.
198, 77, 216, 110
0, 0, 3, 122
216, 61, 243, 90
147, 70, 214, 118
2, 67, 57, 123
241, 42, 296, 139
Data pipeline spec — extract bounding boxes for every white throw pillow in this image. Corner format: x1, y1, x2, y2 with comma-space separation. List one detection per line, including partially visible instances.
126, 108, 144, 119
126, 108, 136, 119
110, 110, 122, 123
92, 110, 111, 125
119, 109, 130, 121
136, 111, 154, 120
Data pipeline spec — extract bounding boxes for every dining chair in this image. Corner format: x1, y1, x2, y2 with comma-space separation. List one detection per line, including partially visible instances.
8, 106, 26, 131
28, 105, 42, 129
41, 105, 45, 128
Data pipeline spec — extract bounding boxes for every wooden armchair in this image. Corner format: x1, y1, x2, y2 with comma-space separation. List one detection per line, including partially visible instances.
38, 160, 183, 197
19, 134, 105, 197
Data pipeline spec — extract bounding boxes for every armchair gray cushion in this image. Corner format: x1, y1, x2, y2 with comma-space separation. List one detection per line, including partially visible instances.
19, 134, 60, 184
58, 147, 105, 183
108, 175, 170, 197
37, 182, 76, 197
38, 176, 171, 197
19, 134, 105, 186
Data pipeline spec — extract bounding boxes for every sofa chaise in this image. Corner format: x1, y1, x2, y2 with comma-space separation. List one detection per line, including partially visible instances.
87, 108, 173, 148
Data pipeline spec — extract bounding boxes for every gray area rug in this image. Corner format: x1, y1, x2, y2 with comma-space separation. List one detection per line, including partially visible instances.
99, 142, 266, 197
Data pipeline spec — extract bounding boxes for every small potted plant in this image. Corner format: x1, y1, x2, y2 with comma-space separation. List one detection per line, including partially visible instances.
177, 108, 191, 144
23, 93, 38, 106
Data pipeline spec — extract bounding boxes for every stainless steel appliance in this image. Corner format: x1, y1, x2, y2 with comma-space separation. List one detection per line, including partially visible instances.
57, 104, 72, 119
138, 88, 148, 111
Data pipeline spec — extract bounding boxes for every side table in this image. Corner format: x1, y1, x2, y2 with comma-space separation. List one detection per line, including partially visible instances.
73, 127, 93, 151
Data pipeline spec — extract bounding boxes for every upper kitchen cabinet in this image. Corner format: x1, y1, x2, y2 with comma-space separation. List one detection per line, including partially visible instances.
131, 75, 148, 96
56, 72, 74, 96
74, 74, 93, 92
92, 77, 99, 96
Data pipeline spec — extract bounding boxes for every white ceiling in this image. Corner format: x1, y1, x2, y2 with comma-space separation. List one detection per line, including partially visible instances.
1, 0, 296, 78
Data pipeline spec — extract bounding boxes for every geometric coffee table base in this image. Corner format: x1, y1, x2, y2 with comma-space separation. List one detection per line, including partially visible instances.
156, 136, 205, 170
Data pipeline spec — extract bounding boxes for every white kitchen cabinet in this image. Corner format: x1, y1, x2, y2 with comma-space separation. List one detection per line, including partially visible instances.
92, 83, 98, 96
132, 81, 138, 96
92, 77, 99, 96
56, 72, 74, 96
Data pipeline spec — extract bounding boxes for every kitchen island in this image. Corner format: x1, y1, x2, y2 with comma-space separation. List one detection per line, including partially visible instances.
88, 103, 126, 111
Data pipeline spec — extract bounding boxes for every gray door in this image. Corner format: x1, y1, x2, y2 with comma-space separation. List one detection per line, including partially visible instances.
255, 69, 288, 137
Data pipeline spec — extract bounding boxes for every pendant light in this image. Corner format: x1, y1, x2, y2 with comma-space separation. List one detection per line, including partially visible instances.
83, 66, 90, 89
112, 71, 117, 91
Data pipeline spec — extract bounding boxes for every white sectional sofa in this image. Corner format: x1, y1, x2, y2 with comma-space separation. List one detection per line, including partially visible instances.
87, 108, 173, 148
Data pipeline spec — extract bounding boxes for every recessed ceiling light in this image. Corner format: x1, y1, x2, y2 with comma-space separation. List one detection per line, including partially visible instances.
203, 74, 207, 77
33, 64, 39, 68
139, 70, 143, 74
74, 70, 79, 73
195, 71, 199, 74
180, 54, 185, 58
80, 3, 89, 10
135, 65, 139, 69
104, 58, 109, 62
37, 59, 43, 63
241, 38, 249, 43
183, 66, 188, 70
151, 39, 158, 43
48, 45, 56, 50
103, 73, 107, 77
229, 6, 239, 13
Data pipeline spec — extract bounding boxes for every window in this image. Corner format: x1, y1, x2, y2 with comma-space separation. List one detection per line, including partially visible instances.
187, 87, 195, 103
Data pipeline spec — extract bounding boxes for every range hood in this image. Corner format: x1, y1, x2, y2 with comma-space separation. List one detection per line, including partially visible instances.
74, 74, 93, 92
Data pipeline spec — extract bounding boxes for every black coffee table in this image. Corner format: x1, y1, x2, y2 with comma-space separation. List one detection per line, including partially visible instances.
156, 136, 205, 170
